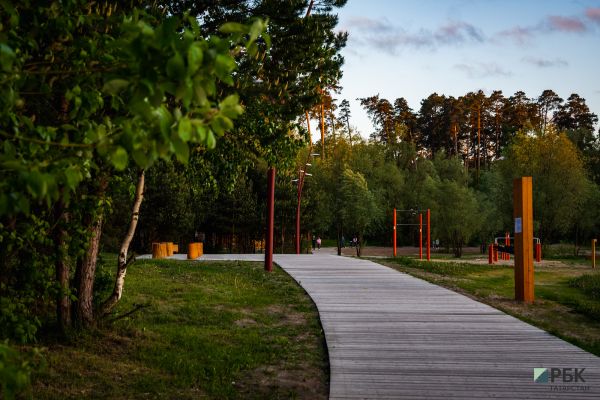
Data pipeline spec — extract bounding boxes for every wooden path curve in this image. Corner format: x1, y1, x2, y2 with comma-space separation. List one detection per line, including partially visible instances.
154, 252, 600, 398
272, 254, 600, 399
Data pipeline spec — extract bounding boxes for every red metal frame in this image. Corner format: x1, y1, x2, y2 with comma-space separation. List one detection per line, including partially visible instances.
265, 167, 275, 272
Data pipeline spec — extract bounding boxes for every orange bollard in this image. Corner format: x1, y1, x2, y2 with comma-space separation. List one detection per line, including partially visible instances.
188, 243, 198, 259
535, 242, 541, 262
187, 242, 204, 259
488, 244, 494, 264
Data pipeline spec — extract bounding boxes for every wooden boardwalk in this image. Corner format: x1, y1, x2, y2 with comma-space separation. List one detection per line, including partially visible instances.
152, 252, 600, 398
274, 254, 600, 399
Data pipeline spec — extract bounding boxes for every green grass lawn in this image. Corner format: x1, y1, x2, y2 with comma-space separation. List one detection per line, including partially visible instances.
31, 257, 328, 399
375, 257, 600, 356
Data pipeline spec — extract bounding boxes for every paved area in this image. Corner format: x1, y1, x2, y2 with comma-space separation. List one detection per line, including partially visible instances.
141, 252, 600, 399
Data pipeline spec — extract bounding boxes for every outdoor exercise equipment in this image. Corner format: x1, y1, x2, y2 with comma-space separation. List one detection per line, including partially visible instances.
392, 208, 430, 261
489, 236, 541, 264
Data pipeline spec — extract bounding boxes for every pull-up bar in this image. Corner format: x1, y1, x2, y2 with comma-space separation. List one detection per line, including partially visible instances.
393, 208, 430, 261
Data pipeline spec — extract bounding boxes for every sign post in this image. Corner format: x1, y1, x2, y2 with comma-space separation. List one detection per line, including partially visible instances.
514, 177, 534, 302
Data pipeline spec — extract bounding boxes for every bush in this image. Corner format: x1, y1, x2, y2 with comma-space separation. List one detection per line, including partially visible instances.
0, 341, 45, 399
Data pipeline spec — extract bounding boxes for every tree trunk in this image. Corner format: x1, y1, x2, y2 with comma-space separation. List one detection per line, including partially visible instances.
100, 170, 145, 317
75, 213, 103, 327
54, 202, 71, 332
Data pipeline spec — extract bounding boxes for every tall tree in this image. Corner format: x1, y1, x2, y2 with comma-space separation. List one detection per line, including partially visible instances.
554, 93, 598, 133
537, 89, 563, 133
359, 95, 396, 144
339, 99, 353, 145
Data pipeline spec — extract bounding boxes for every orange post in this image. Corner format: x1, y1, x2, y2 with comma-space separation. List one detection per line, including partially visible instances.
419, 213, 423, 260
535, 242, 541, 262
393, 208, 397, 257
488, 244, 494, 264
426, 209, 430, 261
514, 177, 534, 303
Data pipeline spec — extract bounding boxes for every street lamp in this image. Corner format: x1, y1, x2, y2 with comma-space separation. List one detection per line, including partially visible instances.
295, 153, 319, 254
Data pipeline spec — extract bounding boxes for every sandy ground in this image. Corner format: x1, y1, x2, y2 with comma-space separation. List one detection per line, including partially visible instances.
330, 246, 590, 268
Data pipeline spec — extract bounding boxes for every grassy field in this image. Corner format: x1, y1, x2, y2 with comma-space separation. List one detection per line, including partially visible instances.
31, 256, 328, 399
375, 257, 600, 356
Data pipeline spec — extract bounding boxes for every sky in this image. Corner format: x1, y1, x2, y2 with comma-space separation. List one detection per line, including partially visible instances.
334, 0, 600, 138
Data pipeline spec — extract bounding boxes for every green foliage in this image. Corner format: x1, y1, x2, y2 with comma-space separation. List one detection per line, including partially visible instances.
0, 215, 54, 343
0, 3, 259, 218
429, 180, 480, 256
340, 168, 379, 238
501, 128, 591, 241
0, 342, 45, 399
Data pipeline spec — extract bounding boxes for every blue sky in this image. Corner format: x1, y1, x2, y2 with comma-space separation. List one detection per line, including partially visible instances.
335, 0, 600, 138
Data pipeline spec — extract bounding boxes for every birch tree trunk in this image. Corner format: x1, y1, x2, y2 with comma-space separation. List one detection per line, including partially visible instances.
100, 169, 145, 316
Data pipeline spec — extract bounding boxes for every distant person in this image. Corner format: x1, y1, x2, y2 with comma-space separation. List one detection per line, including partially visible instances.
317, 237, 322, 250
341, 235, 346, 248
352, 236, 358, 247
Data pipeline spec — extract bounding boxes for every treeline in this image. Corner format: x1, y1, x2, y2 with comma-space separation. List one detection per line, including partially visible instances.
358, 90, 599, 183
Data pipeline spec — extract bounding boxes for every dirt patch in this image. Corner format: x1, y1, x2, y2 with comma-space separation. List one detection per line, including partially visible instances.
234, 363, 327, 399
234, 318, 257, 327
266, 305, 307, 326
340, 246, 482, 257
